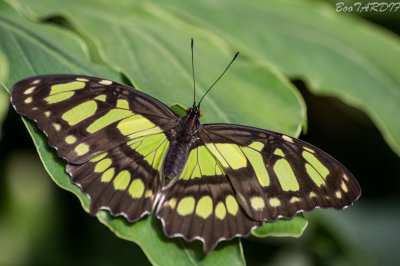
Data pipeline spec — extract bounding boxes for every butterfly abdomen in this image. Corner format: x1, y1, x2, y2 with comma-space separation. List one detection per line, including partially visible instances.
164, 139, 192, 180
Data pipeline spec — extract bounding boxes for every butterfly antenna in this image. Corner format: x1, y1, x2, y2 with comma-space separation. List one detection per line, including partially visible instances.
197, 51, 239, 107
191, 38, 196, 106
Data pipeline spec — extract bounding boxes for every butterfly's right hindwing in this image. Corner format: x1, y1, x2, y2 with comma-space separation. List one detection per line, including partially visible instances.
67, 133, 170, 221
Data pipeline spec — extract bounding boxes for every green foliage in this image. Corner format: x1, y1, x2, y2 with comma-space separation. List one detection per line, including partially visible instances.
1, 0, 400, 265
169, 103, 188, 118
0, 48, 9, 137
252, 215, 308, 238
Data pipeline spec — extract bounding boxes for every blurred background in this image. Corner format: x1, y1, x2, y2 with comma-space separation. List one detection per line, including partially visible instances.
1, 0, 400, 265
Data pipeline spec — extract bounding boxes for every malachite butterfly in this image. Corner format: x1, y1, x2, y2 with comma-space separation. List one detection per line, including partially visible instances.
11, 41, 360, 253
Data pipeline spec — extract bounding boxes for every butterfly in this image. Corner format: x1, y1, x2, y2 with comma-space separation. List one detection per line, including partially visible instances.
11, 41, 361, 253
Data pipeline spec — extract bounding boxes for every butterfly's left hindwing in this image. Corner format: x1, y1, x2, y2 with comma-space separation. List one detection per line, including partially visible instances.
156, 144, 261, 253
200, 124, 361, 222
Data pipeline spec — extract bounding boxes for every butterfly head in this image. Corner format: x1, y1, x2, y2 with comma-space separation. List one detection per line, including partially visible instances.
177, 104, 202, 137
186, 106, 203, 117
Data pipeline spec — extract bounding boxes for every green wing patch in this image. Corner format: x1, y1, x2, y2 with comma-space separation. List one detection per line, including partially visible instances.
157, 144, 261, 253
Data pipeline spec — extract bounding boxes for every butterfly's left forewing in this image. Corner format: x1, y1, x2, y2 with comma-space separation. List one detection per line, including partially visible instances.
200, 124, 361, 222
11, 74, 178, 164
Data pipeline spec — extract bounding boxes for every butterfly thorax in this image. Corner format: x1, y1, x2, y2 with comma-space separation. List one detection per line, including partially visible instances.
163, 105, 201, 181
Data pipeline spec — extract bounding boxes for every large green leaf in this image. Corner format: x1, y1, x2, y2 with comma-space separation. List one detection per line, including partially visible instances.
155, 0, 400, 157
1, 1, 307, 265
9, 0, 306, 134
